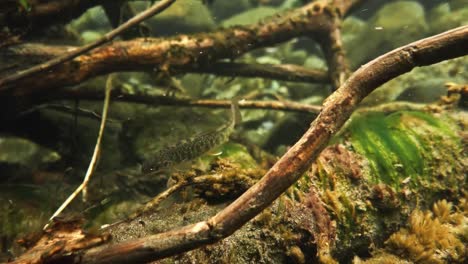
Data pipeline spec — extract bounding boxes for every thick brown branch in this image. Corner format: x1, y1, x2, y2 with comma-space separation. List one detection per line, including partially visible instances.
1, 45, 329, 84
74, 25, 468, 264
0, 0, 359, 97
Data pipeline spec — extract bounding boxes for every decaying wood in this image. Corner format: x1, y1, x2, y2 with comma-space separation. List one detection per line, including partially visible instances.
1, 44, 329, 84
43, 25, 466, 264
0, 0, 359, 97
9, 218, 110, 264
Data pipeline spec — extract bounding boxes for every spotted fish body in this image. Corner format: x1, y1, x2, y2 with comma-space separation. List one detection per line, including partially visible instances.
141, 101, 241, 174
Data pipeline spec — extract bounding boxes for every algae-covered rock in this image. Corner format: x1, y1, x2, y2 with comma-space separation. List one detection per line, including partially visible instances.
450, 0, 468, 10
362, 56, 468, 105
345, 111, 462, 188
346, 1, 429, 67
359, 199, 467, 263
221, 7, 280, 27
80, 30, 102, 43
370, 1, 428, 45
210, 0, 253, 22
308, 108, 466, 261
428, 2, 468, 34
134, 0, 215, 36
0, 136, 60, 169
342, 16, 367, 51
68, 6, 111, 35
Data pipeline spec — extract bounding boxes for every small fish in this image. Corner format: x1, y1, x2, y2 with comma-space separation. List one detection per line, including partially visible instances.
141, 100, 241, 174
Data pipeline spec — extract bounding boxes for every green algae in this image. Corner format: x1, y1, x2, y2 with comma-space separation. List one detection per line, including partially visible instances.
195, 142, 260, 171
344, 111, 461, 189
306, 109, 467, 261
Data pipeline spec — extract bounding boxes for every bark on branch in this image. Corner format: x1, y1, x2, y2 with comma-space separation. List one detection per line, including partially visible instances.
1, 44, 329, 84
0, 0, 359, 97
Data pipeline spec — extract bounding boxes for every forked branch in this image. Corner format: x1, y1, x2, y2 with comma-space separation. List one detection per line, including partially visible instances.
0, 0, 359, 97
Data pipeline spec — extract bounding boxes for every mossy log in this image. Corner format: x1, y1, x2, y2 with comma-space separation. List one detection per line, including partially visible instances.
95, 105, 466, 263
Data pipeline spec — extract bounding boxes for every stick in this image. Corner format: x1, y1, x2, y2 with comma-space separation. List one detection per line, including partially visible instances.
57, 89, 323, 114
43, 74, 114, 230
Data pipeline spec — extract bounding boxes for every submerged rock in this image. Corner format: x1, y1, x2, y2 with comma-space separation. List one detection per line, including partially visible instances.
428, 2, 468, 34
345, 1, 428, 67
136, 0, 216, 36
221, 7, 280, 27
0, 136, 60, 176
210, 0, 253, 22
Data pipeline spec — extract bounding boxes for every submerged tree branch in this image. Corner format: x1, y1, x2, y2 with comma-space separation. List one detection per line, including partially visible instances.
0, 0, 359, 97
0, 44, 329, 84
315, 9, 349, 90
68, 25, 468, 264
43, 74, 115, 230
0, 0, 177, 92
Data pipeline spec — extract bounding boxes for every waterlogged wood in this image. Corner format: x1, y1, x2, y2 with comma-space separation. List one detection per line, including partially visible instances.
0, 0, 360, 97
9, 219, 110, 264
1, 46, 330, 84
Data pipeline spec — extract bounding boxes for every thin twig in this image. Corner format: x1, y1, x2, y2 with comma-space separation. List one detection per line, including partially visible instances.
17, 103, 119, 122
356, 101, 428, 114
58, 88, 323, 114
134, 181, 187, 218
195, 62, 330, 83
43, 74, 114, 230
0, 0, 176, 91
